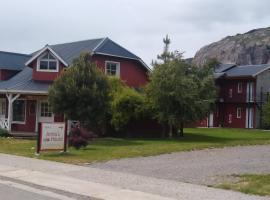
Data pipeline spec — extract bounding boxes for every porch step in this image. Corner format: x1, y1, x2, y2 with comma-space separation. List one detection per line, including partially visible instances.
10, 132, 37, 140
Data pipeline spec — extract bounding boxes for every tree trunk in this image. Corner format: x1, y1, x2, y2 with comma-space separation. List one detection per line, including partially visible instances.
179, 121, 184, 137
161, 124, 166, 138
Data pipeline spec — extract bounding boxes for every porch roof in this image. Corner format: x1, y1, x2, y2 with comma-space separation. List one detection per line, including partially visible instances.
0, 67, 50, 94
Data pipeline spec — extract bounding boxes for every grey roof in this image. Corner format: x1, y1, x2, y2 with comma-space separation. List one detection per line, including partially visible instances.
215, 64, 270, 78
49, 37, 140, 66
214, 64, 236, 73
0, 51, 31, 71
50, 38, 104, 65
0, 67, 51, 94
225, 64, 270, 77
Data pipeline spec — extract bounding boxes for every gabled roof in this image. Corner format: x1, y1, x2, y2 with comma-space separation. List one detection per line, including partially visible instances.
215, 64, 270, 79
50, 38, 104, 65
0, 51, 31, 71
214, 64, 236, 73
26, 37, 150, 71
0, 66, 50, 94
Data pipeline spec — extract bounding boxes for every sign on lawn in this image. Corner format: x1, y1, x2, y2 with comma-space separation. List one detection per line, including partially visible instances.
37, 122, 67, 153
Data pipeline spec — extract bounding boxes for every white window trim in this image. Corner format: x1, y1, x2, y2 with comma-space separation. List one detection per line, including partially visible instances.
105, 61, 120, 77
37, 52, 59, 72
236, 107, 242, 119
237, 82, 242, 93
39, 101, 53, 118
12, 99, 26, 124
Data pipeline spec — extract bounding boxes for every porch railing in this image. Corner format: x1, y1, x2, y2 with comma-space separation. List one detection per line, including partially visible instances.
0, 118, 9, 130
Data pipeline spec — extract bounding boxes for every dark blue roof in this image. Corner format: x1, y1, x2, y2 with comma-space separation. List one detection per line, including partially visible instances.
94, 38, 139, 60
0, 51, 31, 71
0, 67, 51, 93
49, 37, 140, 66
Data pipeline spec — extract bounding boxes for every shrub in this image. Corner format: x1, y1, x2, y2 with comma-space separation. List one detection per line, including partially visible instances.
68, 127, 93, 149
0, 128, 10, 137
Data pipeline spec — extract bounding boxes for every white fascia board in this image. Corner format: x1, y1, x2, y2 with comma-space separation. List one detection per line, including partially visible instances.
25, 46, 68, 67
0, 89, 48, 95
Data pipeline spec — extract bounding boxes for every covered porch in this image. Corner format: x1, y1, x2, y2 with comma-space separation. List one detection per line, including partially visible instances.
0, 93, 64, 134
0, 66, 64, 134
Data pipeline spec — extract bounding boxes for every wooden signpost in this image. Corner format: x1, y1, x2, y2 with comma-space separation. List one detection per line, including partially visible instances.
36, 122, 67, 155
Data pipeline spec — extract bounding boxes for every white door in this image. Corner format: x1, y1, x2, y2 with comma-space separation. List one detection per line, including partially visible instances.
38, 101, 54, 123
245, 107, 254, 128
208, 112, 214, 127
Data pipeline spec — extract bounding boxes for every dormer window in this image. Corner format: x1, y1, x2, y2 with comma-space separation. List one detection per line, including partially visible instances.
37, 52, 59, 72
105, 61, 120, 77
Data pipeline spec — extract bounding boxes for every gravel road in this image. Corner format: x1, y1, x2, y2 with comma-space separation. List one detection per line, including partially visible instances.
91, 145, 270, 185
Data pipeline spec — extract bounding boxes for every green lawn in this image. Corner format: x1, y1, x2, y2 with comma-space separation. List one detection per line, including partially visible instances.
217, 174, 270, 196
0, 128, 270, 164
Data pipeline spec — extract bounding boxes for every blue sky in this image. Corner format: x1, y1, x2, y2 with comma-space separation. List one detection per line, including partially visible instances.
1, 0, 270, 65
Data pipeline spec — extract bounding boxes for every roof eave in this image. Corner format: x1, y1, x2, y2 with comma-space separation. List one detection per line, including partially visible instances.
25, 46, 69, 67
93, 52, 151, 71
0, 89, 48, 95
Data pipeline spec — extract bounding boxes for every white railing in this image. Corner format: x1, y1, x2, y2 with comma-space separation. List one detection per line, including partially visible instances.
0, 118, 9, 130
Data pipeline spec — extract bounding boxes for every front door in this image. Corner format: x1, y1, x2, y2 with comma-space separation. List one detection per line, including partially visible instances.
38, 100, 54, 123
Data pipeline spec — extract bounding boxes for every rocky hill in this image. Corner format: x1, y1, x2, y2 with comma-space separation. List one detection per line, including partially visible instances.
192, 27, 270, 66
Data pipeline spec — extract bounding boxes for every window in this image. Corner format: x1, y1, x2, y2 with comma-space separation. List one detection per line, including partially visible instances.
37, 52, 58, 72
12, 100, 26, 122
229, 89, 233, 98
105, 61, 120, 77
40, 102, 52, 117
237, 107, 242, 119
0, 99, 6, 117
237, 82, 242, 93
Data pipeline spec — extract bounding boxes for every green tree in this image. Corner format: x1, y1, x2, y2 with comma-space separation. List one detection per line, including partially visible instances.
48, 52, 110, 133
109, 77, 146, 131
262, 100, 270, 128
147, 36, 216, 137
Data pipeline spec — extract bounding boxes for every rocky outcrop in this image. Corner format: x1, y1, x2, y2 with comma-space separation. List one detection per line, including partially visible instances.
193, 27, 270, 66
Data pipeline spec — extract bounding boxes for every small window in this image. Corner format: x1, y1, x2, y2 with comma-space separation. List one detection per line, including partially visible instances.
37, 51, 58, 72
40, 102, 52, 117
105, 61, 120, 77
229, 89, 233, 98
0, 99, 6, 117
13, 100, 26, 122
237, 82, 242, 93
237, 107, 242, 119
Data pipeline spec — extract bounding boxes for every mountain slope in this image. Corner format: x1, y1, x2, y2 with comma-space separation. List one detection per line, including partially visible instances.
193, 27, 270, 66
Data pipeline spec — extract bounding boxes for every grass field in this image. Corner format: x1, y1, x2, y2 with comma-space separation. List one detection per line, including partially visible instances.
218, 174, 270, 196
0, 128, 270, 164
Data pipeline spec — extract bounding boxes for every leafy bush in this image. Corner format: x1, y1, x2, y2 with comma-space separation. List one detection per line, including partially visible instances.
0, 128, 10, 137
68, 127, 93, 149
110, 86, 146, 131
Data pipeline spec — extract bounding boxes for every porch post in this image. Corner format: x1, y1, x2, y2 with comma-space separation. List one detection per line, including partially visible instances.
6, 93, 20, 132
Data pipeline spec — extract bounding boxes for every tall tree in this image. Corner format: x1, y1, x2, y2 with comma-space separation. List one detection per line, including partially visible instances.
147, 36, 216, 137
48, 52, 110, 133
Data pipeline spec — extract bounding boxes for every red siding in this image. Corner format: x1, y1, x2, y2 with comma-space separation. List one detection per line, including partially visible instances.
0, 69, 19, 80
30, 60, 65, 81
92, 55, 148, 87
11, 100, 37, 132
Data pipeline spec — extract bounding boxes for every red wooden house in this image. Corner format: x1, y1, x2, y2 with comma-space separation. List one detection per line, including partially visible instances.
0, 38, 150, 134
203, 63, 270, 129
